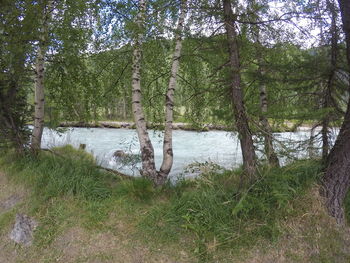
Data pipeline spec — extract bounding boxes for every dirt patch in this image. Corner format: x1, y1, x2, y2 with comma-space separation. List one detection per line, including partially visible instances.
50, 225, 190, 263
0, 172, 26, 215
0, 194, 23, 213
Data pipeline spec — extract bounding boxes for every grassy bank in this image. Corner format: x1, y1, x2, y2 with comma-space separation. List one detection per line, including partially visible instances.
0, 146, 349, 262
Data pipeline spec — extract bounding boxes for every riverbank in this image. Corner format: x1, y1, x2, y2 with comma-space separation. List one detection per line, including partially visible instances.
1, 147, 349, 262
59, 121, 228, 131
58, 120, 315, 132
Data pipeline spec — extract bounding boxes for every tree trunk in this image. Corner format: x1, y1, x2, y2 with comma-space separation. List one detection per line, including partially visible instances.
308, 125, 317, 158
223, 0, 256, 179
131, 0, 187, 185
31, 0, 52, 151
131, 0, 160, 183
159, 0, 187, 181
122, 97, 127, 120
248, 0, 278, 167
259, 79, 279, 167
322, 0, 350, 225
321, 0, 338, 162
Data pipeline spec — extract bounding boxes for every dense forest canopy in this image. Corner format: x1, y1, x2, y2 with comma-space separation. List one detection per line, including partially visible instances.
1, 0, 350, 223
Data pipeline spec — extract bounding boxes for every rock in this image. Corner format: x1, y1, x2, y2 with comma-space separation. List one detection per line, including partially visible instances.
113, 150, 126, 158
9, 214, 38, 246
79, 144, 86, 150
120, 122, 131, 128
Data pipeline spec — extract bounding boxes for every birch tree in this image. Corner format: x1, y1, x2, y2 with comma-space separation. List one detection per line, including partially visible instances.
247, 0, 279, 167
131, 0, 187, 185
31, 0, 53, 151
159, 0, 187, 180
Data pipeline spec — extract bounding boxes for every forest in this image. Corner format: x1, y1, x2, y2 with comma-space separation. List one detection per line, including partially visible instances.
1, 0, 350, 262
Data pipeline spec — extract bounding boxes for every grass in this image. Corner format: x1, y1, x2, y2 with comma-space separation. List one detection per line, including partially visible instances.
0, 146, 349, 262
140, 160, 322, 261
4, 145, 113, 201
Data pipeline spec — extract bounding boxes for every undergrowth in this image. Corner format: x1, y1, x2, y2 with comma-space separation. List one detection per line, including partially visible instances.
2, 145, 112, 201
0, 146, 324, 261
140, 160, 322, 260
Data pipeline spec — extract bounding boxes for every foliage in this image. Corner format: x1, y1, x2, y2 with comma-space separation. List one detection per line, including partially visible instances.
0, 0, 37, 151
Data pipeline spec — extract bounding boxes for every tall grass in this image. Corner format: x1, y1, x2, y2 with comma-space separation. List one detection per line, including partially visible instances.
0, 148, 323, 259
140, 160, 322, 260
1, 145, 112, 201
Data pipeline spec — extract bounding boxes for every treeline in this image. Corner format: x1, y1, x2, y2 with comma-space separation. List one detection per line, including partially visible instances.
1, 0, 350, 223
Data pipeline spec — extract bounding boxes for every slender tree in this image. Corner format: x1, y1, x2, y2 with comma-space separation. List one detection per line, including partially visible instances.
31, 0, 53, 151
131, 0, 187, 185
222, 0, 256, 179
322, 0, 350, 224
247, 0, 279, 167
257, 56, 280, 167
318, 0, 340, 162
159, 0, 187, 180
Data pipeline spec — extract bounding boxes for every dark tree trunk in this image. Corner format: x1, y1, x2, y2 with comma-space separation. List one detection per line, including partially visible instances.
223, 0, 256, 179
322, 0, 350, 225
321, 0, 338, 162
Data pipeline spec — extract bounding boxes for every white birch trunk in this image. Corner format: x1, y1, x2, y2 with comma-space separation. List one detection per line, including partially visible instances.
131, 0, 158, 182
31, 0, 52, 151
258, 68, 279, 167
159, 0, 187, 180
131, 0, 187, 185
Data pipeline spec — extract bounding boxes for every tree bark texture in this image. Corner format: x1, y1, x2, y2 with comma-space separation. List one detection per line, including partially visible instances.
223, 0, 256, 179
131, 0, 186, 185
31, 0, 52, 151
159, 0, 187, 180
248, 0, 279, 167
259, 79, 279, 167
322, 0, 350, 225
321, 0, 338, 162
131, 0, 159, 183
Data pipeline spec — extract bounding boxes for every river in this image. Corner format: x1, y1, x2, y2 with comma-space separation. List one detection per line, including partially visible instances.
41, 127, 336, 179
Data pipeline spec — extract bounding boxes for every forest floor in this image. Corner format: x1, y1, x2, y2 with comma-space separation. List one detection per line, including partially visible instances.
0, 147, 349, 263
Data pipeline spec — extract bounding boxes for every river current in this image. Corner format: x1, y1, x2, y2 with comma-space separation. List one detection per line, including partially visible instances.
41, 127, 336, 179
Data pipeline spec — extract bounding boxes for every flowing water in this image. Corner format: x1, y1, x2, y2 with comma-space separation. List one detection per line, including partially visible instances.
41, 127, 338, 179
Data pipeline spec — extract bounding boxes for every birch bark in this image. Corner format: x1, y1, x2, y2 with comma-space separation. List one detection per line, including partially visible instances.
131, 0, 158, 182
259, 74, 279, 167
131, 0, 186, 185
159, 0, 187, 181
31, 0, 53, 151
